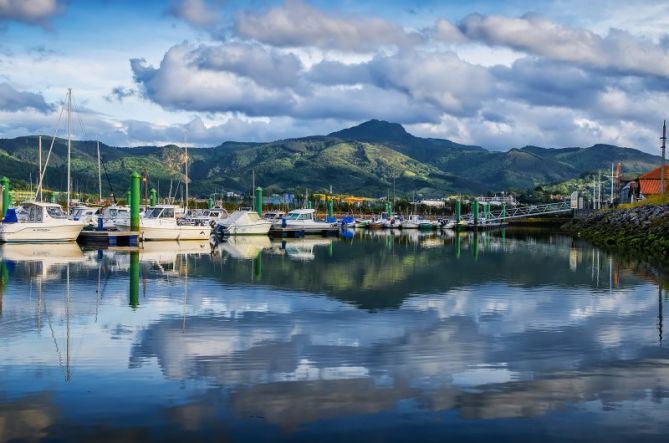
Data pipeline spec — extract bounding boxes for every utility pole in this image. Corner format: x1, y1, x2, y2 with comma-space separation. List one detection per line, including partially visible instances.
661, 120, 666, 196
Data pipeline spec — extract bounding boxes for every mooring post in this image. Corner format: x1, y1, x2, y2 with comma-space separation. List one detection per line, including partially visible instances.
473, 200, 479, 225
502, 203, 507, 222
327, 198, 334, 219
129, 250, 139, 308
130, 172, 140, 231
150, 188, 157, 207
0, 177, 9, 218
51, 192, 57, 204
207, 196, 213, 209
455, 199, 461, 224
255, 187, 263, 216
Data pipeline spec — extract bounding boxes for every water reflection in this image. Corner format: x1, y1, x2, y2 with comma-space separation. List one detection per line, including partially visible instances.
1, 229, 668, 442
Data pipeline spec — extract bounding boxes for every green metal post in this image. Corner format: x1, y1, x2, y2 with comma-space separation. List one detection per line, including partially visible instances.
501, 203, 507, 222
483, 203, 490, 222
130, 172, 140, 231
127, 191, 131, 206
306, 200, 312, 209
1, 177, 9, 218
473, 200, 479, 225
207, 196, 214, 209
255, 187, 263, 216
150, 188, 157, 207
129, 251, 139, 308
385, 200, 391, 215
254, 252, 262, 280
455, 199, 461, 223
327, 198, 334, 219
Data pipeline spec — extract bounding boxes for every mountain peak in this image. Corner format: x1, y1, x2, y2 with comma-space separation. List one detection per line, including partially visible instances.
328, 119, 414, 143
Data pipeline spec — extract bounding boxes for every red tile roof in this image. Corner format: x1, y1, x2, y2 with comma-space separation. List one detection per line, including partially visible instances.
639, 165, 669, 195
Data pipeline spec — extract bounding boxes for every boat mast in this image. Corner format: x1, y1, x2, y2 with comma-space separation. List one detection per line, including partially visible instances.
97, 139, 102, 202
184, 134, 189, 212
67, 88, 72, 213
38, 135, 43, 202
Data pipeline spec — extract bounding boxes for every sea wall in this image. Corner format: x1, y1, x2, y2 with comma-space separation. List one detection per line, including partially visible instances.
562, 204, 669, 261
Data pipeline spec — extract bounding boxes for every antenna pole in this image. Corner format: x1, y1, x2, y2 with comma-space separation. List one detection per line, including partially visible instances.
661, 120, 666, 197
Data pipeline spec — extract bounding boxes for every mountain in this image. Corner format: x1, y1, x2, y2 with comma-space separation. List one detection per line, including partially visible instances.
0, 120, 662, 198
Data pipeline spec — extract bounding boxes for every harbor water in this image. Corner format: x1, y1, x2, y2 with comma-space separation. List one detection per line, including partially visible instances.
1, 229, 668, 442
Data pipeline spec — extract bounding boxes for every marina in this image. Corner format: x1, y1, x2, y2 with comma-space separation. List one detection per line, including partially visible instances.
1, 229, 668, 442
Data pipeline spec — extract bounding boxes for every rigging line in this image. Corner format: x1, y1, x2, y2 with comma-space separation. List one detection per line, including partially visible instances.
42, 293, 66, 376
34, 95, 67, 200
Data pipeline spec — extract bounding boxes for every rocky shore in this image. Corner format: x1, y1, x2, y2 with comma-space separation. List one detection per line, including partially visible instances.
562, 205, 669, 261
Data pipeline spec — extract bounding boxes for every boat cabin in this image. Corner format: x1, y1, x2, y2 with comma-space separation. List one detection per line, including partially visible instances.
286, 209, 315, 221
18, 202, 68, 223
144, 205, 176, 219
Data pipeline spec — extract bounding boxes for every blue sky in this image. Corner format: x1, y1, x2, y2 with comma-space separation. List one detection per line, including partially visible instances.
0, 0, 668, 152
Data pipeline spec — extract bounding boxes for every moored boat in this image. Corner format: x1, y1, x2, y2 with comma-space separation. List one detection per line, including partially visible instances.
0, 202, 84, 243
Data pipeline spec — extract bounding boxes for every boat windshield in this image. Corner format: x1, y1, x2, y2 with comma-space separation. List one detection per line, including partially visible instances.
46, 206, 66, 219
145, 207, 174, 219
287, 212, 311, 220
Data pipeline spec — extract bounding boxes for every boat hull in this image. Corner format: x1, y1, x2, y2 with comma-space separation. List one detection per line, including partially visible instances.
117, 222, 211, 241
0, 222, 84, 243
220, 222, 272, 235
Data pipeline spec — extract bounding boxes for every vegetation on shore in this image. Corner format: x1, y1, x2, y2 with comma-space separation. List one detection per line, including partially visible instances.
562, 204, 669, 263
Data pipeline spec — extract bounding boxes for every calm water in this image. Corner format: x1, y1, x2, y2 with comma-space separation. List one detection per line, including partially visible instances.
1, 229, 668, 442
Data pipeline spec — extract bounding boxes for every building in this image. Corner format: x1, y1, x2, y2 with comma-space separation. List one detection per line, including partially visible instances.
638, 165, 669, 196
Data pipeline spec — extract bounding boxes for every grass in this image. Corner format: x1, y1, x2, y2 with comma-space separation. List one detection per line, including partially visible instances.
618, 193, 669, 209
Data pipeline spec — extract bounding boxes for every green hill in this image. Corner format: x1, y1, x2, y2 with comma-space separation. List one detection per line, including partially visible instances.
0, 120, 662, 198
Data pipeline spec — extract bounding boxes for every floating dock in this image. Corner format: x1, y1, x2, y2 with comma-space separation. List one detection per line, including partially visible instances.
269, 226, 339, 238
77, 230, 140, 246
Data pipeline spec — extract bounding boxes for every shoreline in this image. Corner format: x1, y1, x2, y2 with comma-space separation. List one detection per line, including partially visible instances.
561, 204, 669, 264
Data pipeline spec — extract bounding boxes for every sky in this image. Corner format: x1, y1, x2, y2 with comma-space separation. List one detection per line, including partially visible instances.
0, 0, 668, 152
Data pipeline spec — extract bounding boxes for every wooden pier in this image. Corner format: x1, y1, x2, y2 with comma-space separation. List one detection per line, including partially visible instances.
77, 230, 140, 247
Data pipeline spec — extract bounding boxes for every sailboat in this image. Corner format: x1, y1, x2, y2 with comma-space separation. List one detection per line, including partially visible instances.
116, 139, 210, 240
0, 89, 84, 243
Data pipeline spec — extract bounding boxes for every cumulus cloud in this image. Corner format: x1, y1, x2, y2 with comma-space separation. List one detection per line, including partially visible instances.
193, 42, 304, 89
0, 83, 52, 112
168, 0, 221, 27
0, 0, 62, 27
460, 13, 669, 79
131, 43, 294, 116
234, 0, 421, 52
104, 86, 136, 103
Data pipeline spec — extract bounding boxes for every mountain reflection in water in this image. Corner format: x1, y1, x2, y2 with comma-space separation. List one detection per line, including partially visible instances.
0, 229, 668, 442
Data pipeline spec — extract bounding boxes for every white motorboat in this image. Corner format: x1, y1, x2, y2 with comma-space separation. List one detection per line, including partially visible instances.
383, 217, 401, 229
0, 202, 84, 243
215, 209, 272, 235
99, 205, 130, 230
186, 208, 229, 227
274, 209, 338, 232
116, 205, 210, 241
401, 215, 420, 229
70, 206, 101, 227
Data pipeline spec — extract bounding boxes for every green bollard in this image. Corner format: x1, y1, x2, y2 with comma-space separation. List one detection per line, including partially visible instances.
327, 198, 334, 219
254, 252, 262, 279
473, 200, 479, 225
483, 203, 490, 223
455, 199, 461, 224
130, 172, 140, 231
207, 196, 214, 209
255, 187, 263, 216
129, 251, 139, 308
501, 203, 507, 222
1, 177, 10, 218
51, 192, 58, 204
150, 188, 157, 207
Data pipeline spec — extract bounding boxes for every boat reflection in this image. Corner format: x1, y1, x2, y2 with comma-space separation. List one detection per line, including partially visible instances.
214, 236, 272, 260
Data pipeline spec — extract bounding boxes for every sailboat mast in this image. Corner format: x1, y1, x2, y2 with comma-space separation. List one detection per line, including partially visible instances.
38, 135, 42, 202
67, 88, 72, 213
97, 140, 102, 202
184, 136, 189, 212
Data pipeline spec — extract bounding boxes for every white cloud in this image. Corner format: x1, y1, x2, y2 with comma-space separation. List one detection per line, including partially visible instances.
234, 0, 421, 52
168, 0, 221, 27
0, 0, 62, 27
